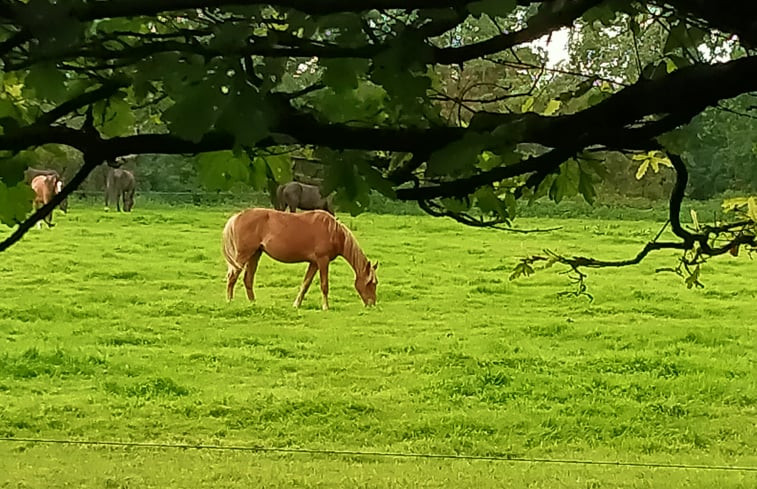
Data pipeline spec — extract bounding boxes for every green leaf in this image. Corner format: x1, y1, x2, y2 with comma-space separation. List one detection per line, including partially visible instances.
356, 160, 396, 199
521, 96, 535, 113
549, 159, 580, 203
93, 17, 144, 34
474, 186, 509, 220
690, 209, 700, 231
248, 156, 269, 191
94, 95, 135, 138
287, 11, 317, 39
509, 261, 535, 281
477, 151, 502, 171
684, 265, 703, 289
543, 99, 561, 116
317, 13, 365, 46
0, 181, 34, 227
664, 23, 690, 54
635, 159, 650, 180
427, 133, 491, 177
0, 97, 23, 132
582, 4, 618, 27
209, 22, 250, 51
634, 151, 672, 179
641, 60, 669, 81
749, 197, 757, 222
0, 155, 30, 186
196, 151, 250, 191
261, 154, 292, 184
371, 36, 433, 105
468, 0, 517, 18
504, 192, 517, 218
321, 58, 370, 92
322, 156, 372, 216
25, 63, 67, 102
164, 78, 228, 143
577, 159, 601, 205
311, 83, 388, 124
578, 167, 597, 205
216, 86, 270, 148
440, 197, 471, 213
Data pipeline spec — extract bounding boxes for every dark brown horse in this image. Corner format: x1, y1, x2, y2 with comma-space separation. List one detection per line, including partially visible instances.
222, 208, 378, 310
275, 181, 333, 214
30, 174, 63, 227
105, 168, 136, 212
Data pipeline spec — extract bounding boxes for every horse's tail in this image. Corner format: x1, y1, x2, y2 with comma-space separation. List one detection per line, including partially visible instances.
274, 184, 286, 211
222, 213, 244, 274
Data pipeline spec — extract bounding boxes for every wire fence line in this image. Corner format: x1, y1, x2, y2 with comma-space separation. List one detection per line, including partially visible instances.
70, 190, 266, 196
1, 437, 756, 472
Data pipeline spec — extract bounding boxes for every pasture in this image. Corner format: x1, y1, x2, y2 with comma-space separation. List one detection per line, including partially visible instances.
1, 203, 757, 488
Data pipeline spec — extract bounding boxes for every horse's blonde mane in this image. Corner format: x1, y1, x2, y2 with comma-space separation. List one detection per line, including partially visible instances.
334, 218, 369, 276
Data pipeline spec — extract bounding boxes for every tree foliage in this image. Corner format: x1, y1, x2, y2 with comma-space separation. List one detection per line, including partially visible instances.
0, 0, 757, 272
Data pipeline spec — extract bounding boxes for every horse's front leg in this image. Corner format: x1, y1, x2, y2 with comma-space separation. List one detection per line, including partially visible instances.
243, 251, 262, 301
293, 262, 318, 308
317, 260, 330, 311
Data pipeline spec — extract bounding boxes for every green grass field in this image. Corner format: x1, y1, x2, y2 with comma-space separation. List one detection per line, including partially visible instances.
1, 203, 757, 488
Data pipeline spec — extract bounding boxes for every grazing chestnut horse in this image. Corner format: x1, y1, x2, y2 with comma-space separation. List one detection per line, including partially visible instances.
30, 174, 63, 228
275, 181, 334, 214
222, 208, 378, 310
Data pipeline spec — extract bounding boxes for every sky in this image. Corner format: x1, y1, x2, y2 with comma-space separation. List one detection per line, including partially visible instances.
536, 28, 572, 68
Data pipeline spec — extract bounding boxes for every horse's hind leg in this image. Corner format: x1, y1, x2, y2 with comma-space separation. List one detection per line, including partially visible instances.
243, 250, 262, 301
226, 266, 243, 301
293, 262, 318, 308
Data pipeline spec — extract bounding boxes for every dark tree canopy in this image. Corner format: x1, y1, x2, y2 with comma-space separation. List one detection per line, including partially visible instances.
0, 0, 756, 280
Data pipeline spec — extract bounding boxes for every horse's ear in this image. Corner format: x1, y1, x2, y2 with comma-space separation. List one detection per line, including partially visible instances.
373, 261, 379, 270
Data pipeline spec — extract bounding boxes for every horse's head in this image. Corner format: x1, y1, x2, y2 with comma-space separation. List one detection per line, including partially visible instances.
355, 261, 378, 306
55, 178, 68, 213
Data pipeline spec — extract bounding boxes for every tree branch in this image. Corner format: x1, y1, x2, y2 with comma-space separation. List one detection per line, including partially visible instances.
33, 80, 129, 127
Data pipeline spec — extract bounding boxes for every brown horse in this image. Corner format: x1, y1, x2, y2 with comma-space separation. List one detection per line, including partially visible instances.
25, 168, 68, 213
31, 174, 63, 227
275, 181, 334, 214
222, 208, 378, 310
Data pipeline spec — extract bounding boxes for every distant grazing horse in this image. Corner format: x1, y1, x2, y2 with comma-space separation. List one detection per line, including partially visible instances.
275, 181, 333, 214
222, 208, 378, 310
105, 168, 136, 212
30, 174, 63, 228
25, 167, 68, 213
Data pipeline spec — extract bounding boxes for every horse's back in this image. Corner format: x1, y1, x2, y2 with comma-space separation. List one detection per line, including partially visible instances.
31, 175, 53, 195
234, 208, 334, 229
230, 208, 340, 262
